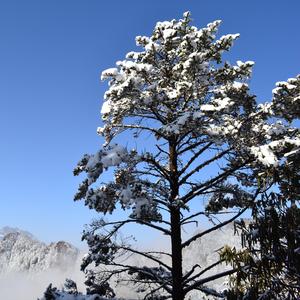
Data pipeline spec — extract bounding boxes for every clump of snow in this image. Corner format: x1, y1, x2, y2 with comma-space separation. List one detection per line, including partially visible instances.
250, 144, 278, 166
100, 100, 111, 114
237, 60, 254, 67
85, 144, 127, 177
250, 136, 300, 166
100, 144, 127, 168
200, 97, 233, 112
163, 28, 176, 39
220, 33, 240, 42
101, 68, 119, 80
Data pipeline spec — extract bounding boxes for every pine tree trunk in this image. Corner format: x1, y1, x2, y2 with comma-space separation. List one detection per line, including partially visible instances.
169, 141, 184, 300
171, 207, 184, 300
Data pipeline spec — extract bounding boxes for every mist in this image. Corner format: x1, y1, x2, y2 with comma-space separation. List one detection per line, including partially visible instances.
0, 266, 85, 300
0, 253, 85, 300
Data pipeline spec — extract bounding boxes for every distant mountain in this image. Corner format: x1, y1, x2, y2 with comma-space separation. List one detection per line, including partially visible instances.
0, 227, 79, 273
0, 226, 34, 240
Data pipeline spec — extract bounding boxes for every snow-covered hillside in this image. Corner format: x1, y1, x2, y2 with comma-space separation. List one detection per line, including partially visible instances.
0, 226, 34, 240
0, 227, 79, 273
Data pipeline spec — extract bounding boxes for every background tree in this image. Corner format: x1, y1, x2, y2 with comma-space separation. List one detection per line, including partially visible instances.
223, 76, 300, 300
71, 12, 300, 300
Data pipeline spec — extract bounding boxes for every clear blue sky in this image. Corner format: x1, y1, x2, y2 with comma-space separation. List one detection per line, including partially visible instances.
1, 0, 299, 247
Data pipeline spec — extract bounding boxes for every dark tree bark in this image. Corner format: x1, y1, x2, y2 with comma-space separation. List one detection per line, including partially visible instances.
169, 140, 184, 300
171, 207, 184, 300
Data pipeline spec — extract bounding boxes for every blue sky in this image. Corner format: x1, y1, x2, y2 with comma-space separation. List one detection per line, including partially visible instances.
0, 0, 299, 247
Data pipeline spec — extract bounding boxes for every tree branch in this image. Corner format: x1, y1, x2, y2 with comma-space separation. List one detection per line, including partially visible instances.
182, 208, 247, 248
179, 148, 232, 185
182, 161, 249, 203
120, 246, 172, 271
183, 268, 238, 295
178, 142, 214, 177
184, 259, 225, 284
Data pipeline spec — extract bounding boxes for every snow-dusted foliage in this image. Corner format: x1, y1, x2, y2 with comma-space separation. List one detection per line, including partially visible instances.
271, 75, 300, 121
70, 12, 300, 300
227, 149, 300, 299
38, 278, 113, 300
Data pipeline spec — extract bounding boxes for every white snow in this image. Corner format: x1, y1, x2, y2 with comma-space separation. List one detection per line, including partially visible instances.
220, 33, 240, 41
100, 144, 127, 168
100, 100, 111, 114
200, 97, 233, 112
250, 144, 278, 166
274, 80, 297, 91
163, 28, 176, 39
284, 148, 300, 157
85, 144, 127, 174
286, 84, 297, 90
237, 60, 254, 67
100, 68, 119, 80
232, 81, 247, 89
272, 87, 281, 94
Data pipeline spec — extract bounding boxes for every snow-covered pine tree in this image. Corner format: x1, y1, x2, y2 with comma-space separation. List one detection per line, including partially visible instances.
73, 12, 300, 300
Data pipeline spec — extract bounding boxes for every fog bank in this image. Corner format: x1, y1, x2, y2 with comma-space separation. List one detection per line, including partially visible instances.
0, 268, 85, 300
